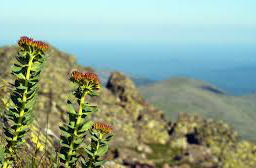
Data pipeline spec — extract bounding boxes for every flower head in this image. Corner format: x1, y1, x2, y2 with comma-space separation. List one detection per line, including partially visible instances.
70, 71, 101, 90
18, 36, 49, 52
93, 122, 112, 134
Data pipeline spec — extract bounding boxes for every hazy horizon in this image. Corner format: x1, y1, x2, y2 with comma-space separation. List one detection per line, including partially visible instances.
1, 0, 256, 95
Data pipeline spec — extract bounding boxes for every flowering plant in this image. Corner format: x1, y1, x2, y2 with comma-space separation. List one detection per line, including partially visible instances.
2, 37, 49, 167
57, 71, 113, 168
57, 71, 112, 167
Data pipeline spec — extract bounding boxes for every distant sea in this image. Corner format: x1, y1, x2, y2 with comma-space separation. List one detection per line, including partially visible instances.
2, 41, 256, 95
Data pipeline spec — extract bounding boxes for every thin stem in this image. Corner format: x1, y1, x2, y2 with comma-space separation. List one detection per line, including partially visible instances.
88, 132, 103, 168
64, 90, 88, 167
94, 133, 103, 156
3, 54, 35, 167
2, 162, 11, 168
13, 54, 34, 140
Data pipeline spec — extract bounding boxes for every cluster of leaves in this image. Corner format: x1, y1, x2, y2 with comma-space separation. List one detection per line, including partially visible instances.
57, 98, 96, 167
81, 128, 113, 167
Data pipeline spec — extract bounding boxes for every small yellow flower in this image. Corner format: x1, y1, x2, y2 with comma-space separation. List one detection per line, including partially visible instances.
93, 122, 112, 134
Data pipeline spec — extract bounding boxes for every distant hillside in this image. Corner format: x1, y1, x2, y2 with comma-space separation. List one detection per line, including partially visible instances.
95, 68, 156, 86
199, 65, 256, 95
139, 77, 256, 140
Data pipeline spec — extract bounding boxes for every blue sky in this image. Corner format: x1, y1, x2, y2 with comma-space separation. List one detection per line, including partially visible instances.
1, 0, 256, 24
1, 0, 256, 94
0, 0, 256, 45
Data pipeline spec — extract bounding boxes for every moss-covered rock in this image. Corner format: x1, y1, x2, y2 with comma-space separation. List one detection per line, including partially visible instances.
166, 113, 256, 168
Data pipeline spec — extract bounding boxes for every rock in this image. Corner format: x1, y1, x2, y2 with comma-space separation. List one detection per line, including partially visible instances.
103, 161, 127, 168
106, 71, 141, 102
162, 163, 171, 168
167, 113, 256, 168
105, 72, 170, 145
137, 144, 153, 154
170, 137, 188, 150
123, 160, 155, 168
170, 164, 191, 168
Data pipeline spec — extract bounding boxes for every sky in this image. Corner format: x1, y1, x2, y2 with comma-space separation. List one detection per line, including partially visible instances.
1, 0, 256, 94
0, 0, 256, 45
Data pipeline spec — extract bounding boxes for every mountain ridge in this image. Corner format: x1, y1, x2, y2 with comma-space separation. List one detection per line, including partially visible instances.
139, 77, 256, 140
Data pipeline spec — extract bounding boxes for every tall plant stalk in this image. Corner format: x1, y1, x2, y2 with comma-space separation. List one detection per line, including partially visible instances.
57, 71, 113, 168
2, 37, 48, 167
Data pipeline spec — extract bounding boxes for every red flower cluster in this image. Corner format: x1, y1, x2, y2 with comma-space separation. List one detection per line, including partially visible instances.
18, 36, 49, 52
70, 71, 101, 90
93, 122, 112, 134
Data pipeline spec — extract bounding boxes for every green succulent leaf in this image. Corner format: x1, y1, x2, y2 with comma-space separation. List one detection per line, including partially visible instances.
84, 147, 94, 157
90, 130, 99, 140
97, 145, 108, 157
94, 160, 106, 166
79, 120, 94, 133
25, 96, 36, 109
105, 135, 113, 142
82, 104, 98, 113
30, 62, 43, 72
67, 100, 76, 114
74, 137, 84, 145
11, 64, 25, 73
14, 72, 26, 80
58, 153, 66, 160
0, 145, 5, 165
26, 89, 37, 100
16, 85, 27, 90
16, 55, 28, 64
59, 127, 72, 138
60, 143, 72, 150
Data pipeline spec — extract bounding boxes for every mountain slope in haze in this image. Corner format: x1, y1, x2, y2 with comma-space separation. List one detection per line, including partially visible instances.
95, 68, 156, 86
139, 77, 256, 140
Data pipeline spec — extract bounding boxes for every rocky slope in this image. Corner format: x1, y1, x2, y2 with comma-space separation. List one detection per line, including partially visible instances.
0, 45, 256, 168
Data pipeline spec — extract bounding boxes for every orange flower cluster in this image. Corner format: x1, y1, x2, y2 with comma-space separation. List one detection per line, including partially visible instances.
93, 122, 112, 134
18, 36, 49, 52
71, 71, 101, 90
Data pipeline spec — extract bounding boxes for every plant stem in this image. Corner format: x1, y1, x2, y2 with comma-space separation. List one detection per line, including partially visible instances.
3, 54, 35, 167
13, 55, 34, 140
64, 91, 88, 167
2, 162, 11, 168
88, 133, 103, 168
